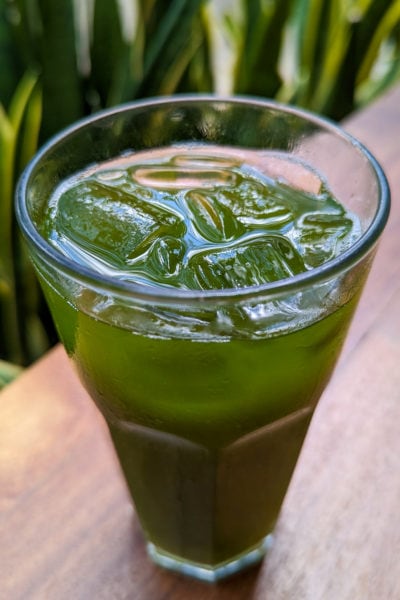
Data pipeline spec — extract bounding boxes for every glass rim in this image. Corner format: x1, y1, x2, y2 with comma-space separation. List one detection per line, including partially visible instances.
15, 94, 391, 305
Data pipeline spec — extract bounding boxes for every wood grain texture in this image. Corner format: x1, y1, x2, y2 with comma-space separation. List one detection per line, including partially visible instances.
1, 85, 400, 600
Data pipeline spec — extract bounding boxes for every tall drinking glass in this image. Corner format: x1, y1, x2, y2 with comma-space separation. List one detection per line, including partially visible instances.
16, 97, 389, 582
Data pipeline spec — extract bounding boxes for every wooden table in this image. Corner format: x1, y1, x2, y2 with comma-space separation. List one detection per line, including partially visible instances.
1, 86, 400, 600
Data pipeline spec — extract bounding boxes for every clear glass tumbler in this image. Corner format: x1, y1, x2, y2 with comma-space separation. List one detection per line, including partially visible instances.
16, 97, 390, 582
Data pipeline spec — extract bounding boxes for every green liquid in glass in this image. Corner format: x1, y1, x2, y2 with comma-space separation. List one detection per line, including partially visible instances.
38, 146, 362, 573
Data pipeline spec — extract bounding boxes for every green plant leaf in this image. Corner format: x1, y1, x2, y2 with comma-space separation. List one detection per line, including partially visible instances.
0, 71, 40, 364
319, 0, 399, 119
90, 0, 142, 107
179, 35, 213, 92
0, 0, 24, 105
202, 0, 245, 95
294, 0, 326, 103
236, 0, 294, 97
138, 0, 204, 96
310, 0, 352, 113
356, 32, 400, 104
12, 81, 49, 363
8, 68, 38, 131
8, 0, 42, 70
36, 0, 83, 139
357, 0, 400, 85
352, 0, 395, 68
17, 81, 42, 172
0, 104, 13, 312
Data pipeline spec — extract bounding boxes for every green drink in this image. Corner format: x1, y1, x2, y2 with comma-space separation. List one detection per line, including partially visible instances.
16, 98, 389, 581
42, 277, 358, 569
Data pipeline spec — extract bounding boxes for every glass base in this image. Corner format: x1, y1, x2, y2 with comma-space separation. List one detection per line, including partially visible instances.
147, 534, 273, 583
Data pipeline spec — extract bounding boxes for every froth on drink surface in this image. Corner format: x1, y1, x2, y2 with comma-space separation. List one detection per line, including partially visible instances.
41, 145, 361, 291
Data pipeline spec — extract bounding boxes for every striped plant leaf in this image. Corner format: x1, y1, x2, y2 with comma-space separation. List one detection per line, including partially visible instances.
357, 31, 400, 104
292, 0, 326, 105
138, 0, 204, 96
0, 0, 24, 105
236, 0, 294, 97
0, 71, 40, 364
309, 0, 353, 113
202, 0, 245, 95
90, 0, 143, 108
0, 105, 14, 300
17, 81, 42, 172
35, 0, 83, 139
0, 71, 37, 280
357, 0, 400, 85
13, 82, 50, 362
319, 0, 400, 118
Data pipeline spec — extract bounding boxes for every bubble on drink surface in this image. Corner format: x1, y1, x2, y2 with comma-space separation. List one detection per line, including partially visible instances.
49, 180, 185, 268
185, 234, 307, 290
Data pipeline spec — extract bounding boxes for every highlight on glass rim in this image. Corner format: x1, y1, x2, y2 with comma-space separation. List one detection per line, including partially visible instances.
15, 95, 390, 581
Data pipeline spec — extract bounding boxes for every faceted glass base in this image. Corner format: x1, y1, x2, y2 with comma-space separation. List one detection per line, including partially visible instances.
147, 534, 273, 583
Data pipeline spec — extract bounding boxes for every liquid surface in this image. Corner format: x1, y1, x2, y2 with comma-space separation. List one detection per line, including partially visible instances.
42, 146, 361, 290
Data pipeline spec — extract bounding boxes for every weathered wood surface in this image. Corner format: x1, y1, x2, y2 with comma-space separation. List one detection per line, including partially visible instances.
1, 85, 400, 599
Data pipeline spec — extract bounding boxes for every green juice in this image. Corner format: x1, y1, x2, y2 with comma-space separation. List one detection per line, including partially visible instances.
42, 280, 357, 566
38, 145, 363, 574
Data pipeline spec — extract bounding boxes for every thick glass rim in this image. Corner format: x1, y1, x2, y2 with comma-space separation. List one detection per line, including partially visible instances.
16, 94, 390, 305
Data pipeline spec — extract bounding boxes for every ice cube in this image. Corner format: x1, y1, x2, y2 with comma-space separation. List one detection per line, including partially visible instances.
295, 212, 358, 267
185, 234, 306, 290
130, 165, 237, 190
147, 236, 186, 279
53, 180, 185, 268
183, 190, 244, 243
172, 152, 239, 169
216, 176, 294, 230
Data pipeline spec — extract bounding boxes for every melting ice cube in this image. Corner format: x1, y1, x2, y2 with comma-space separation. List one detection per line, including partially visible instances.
183, 190, 244, 243
53, 180, 185, 268
215, 176, 295, 230
130, 165, 237, 190
147, 236, 187, 279
295, 212, 359, 267
185, 234, 306, 290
